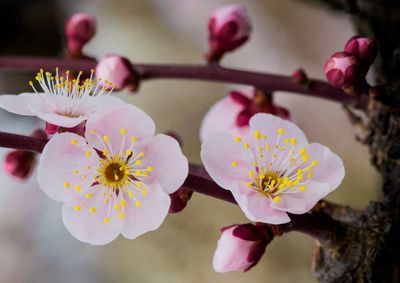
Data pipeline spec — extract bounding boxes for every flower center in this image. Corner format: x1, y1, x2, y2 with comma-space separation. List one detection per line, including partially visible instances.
254, 171, 281, 196
104, 163, 126, 182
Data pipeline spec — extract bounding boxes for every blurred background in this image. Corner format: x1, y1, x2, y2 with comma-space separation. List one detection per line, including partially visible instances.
0, 0, 381, 282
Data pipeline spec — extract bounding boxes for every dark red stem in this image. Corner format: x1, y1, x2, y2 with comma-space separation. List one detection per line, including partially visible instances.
0, 56, 357, 103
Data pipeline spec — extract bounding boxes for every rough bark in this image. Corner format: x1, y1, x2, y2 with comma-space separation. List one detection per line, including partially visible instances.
304, 0, 400, 282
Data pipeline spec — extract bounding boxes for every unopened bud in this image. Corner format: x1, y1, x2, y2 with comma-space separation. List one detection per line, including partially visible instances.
206, 4, 252, 62
344, 36, 377, 66
169, 187, 193, 214
324, 52, 363, 92
65, 13, 96, 56
4, 150, 35, 180
45, 122, 60, 135
95, 55, 139, 91
213, 223, 271, 272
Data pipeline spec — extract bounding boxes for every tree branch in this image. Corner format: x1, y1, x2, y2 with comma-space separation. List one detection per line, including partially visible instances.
0, 56, 359, 103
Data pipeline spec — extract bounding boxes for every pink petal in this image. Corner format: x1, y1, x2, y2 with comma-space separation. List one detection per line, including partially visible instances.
121, 182, 170, 240
271, 181, 330, 214
213, 226, 254, 272
34, 110, 88, 128
85, 104, 155, 152
137, 134, 188, 194
306, 143, 345, 191
249, 113, 308, 150
201, 133, 252, 189
62, 190, 122, 245
88, 95, 126, 113
0, 93, 39, 116
231, 181, 290, 224
37, 133, 98, 203
200, 94, 249, 142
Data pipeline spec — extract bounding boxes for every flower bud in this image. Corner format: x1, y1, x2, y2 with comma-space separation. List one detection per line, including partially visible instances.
324, 52, 363, 91
45, 122, 60, 135
3, 129, 47, 180
344, 36, 377, 66
65, 13, 96, 56
95, 55, 139, 91
206, 4, 252, 62
4, 150, 35, 180
169, 187, 193, 214
213, 223, 270, 272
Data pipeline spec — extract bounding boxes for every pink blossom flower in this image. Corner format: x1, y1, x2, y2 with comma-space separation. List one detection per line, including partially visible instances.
37, 104, 188, 245
200, 88, 291, 142
213, 223, 269, 272
0, 69, 124, 128
201, 113, 344, 224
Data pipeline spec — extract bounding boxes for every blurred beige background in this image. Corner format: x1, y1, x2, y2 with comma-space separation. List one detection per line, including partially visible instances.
0, 0, 381, 282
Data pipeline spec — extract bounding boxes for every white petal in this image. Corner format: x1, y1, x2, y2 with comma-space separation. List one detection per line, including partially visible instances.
62, 189, 122, 245
85, 104, 155, 152
37, 133, 98, 203
271, 181, 330, 214
231, 181, 291, 224
201, 133, 252, 189
0, 93, 39, 115
306, 143, 345, 191
137, 134, 188, 194
121, 182, 170, 240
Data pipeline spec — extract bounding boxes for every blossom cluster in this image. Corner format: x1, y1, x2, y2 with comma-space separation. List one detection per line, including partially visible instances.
0, 4, 352, 274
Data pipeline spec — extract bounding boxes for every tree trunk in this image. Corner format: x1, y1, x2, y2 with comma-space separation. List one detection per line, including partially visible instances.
308, 0, 400, 282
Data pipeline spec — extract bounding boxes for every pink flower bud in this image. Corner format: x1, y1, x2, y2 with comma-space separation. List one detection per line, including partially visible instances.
95, 55, 139, 91
213, 224, 270, 272
169, 187, 193, 214
3, 129, 47, 180
45, 122, 60, 135
206, 4, 252, 62
344, 36, 377, 66
65, 13, 96, 55
324, 52, 362, 90
4, 150, 35, 180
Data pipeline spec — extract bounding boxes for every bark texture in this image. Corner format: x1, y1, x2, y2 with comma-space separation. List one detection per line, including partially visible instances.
306, 0, 400, 282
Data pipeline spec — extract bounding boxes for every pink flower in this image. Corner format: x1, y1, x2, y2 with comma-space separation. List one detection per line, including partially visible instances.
206, 4, 252, 61
213, 223, 269, 272
201, 113, 344, 224
95, 55, 138, 91
200, 88, 291, 142
37, 104, 188, 245
65, 13, 96, 55
0, 69, 124, 128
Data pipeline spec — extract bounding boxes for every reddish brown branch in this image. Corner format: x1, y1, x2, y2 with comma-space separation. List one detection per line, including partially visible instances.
0, 56, 359, 103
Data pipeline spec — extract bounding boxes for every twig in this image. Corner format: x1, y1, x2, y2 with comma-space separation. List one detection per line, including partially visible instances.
0, 56, 360, 103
